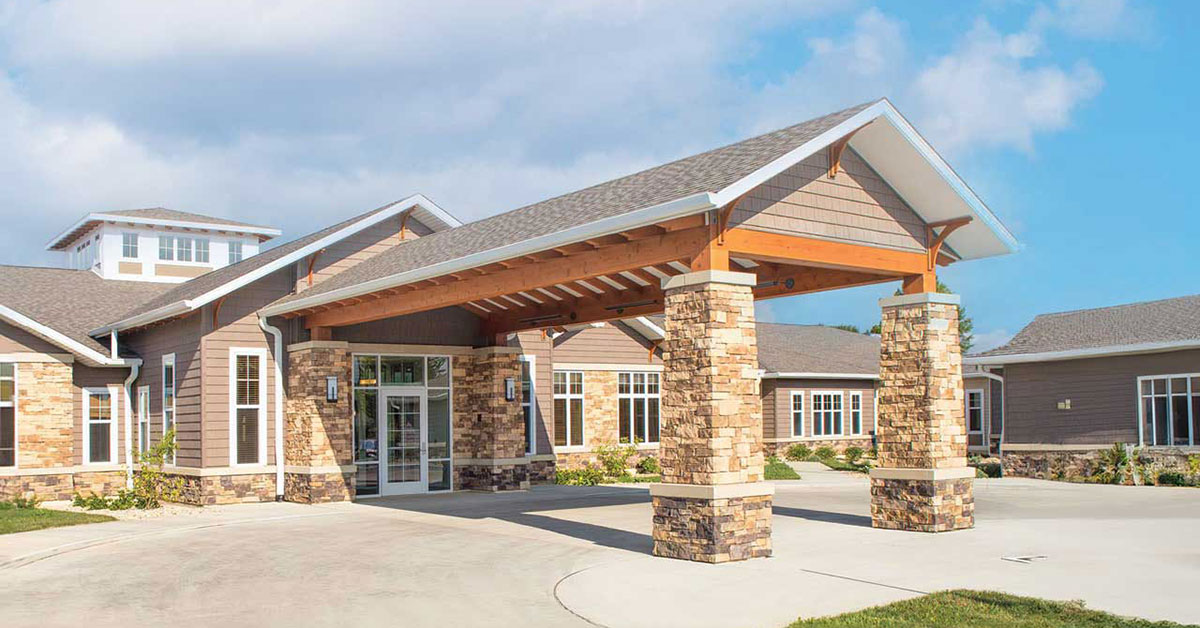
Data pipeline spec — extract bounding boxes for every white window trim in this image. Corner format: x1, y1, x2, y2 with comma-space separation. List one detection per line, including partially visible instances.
966, 388, 985, 435
789, 391, 804, 438
136, 385, 150, 455
1, 363, 17, 468
229, 348, 268, 466
194, 238, 211, 264
228, 241, 244, 264
519, 355, 536, 456
158, 235, 175, 261
811, 391, 845, 438
82, 386, 118, 465
1136, 373, 1198, 447
162, 353, 176, 465
553, 370, 585, 450
849, 391, 864, 436
617, 371, 661, 445
121, 233, 139, 259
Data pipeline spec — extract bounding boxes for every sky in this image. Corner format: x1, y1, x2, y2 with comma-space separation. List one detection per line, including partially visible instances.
0, 0, 1194, 352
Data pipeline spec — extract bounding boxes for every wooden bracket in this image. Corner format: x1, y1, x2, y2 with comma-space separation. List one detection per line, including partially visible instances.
212, 296, 227, 330
306, 249, 325, 287
398, 206, 416, 242
827, 123, 870, 179
648, 339, 661, 364
716, 192, 748, 245
924, 216, 972, 271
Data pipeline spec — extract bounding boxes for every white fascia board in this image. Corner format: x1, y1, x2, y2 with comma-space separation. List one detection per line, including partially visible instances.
46, 214, 282, 249
260, 192, 716, 317
0, 305, 139, 368
965, 340, 1200, 366
622, 316, 665, 342
92, 195, 440, 335
407, 194, 463, 230
761, 372, 880, 380
963, 370, 1005, 382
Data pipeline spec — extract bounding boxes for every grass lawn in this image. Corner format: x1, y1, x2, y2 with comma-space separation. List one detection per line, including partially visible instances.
817, 457, 870, 473
790, 590, 1190, 628
765, 457, 801, 480
0, 505, 115, 535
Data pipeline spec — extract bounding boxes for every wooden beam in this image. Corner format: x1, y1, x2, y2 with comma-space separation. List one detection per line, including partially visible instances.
924, 216, 972, 271
724, 228, 928, 276
902, 272, 937, 294
305, 226, 711, 328
311, 326, 334, 341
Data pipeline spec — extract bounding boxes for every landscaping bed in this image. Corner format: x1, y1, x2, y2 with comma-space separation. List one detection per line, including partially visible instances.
790, 590, 1189, 627
783, 443, 872, 473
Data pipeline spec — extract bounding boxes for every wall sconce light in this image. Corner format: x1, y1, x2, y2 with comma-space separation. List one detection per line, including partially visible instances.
1056, 399, 1071, 410
326, 376, 339, 403
505, 377, 516, 402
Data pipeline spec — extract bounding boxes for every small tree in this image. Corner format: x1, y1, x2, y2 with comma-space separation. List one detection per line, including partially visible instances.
133, 428, 184, 508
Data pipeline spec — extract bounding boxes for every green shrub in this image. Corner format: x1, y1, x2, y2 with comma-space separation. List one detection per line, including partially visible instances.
1188, 454, 1200, 475
594, 442, 638, 478
636, 456, 661, 475
974, 463, 1002, 478
555, 466, 606, 486
785, 444, 812, 461
1091, 443, 1130, 485
843, 446, 864, 464
814, 446, 836, 460
1155, 471, 1193, 487
765, 456, 801, 480
72, 429, 183, 511
0, 495, 41, 510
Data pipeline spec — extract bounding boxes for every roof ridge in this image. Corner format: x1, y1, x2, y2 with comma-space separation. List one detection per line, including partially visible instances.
1033, 293, 1200, 319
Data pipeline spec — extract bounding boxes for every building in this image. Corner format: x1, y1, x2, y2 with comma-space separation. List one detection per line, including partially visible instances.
965, 294, 1200, 477
0, 99, 1016, 563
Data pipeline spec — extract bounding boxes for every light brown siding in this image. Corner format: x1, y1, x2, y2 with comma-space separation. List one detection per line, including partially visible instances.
764, 378, 877, 440
295, 216, 434, 293
510, 331, 554, 454
124, 312, 204, 467
552, 323, 662, 366
0, 320, 62, 354
72, 364, 132, 466
731, 148, 929, 253
1003, 349, 1200, 445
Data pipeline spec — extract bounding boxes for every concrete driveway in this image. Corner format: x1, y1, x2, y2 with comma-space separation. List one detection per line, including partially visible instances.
2, 470, 1198, 628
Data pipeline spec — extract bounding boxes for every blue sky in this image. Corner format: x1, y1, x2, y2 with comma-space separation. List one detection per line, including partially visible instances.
0, 1, 1193, 351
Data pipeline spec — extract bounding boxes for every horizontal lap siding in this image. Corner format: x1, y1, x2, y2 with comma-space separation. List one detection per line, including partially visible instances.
1003, 349, 1200, 445
334, 307, 483, 346
72, 365, 131, 465
731, 148, 928, 252
511, 331, 553, 454
552, 323, 661, 365
768, 379, 877, 440
762, 380, 779, 439
125, 314, 203, 466
0, 321, 62, 354
295, 217, 433, 293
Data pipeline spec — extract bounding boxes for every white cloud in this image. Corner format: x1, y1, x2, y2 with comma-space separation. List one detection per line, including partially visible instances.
969, 328, 1013, 354
1030, 0, 1154, 41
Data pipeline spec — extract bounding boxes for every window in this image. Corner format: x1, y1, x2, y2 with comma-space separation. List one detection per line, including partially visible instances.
966, 389, 984, 433
520, 356, 535, 454
553, 371, 584, 447
231, 350, 264, 465
850, 392, 863, 435
195, 238, 210, 263
812, 392, 843, 437
176, 237, 193, 262
790, 392, 804, 437
163, 355, 176, 465
228, 241, 244, 264
1139, 374, 1198, 447
0, 363, 14, 467
158, 236, 174, 261
137, 386, 150, 454
84, 388, 114, 464
618, 372, 660, 444
122, 233, 139, 259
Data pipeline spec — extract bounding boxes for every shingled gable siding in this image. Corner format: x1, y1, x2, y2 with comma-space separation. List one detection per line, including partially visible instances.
124, 312, 203, 466
294, 215, 434, 293
551, 323, 662, 366
763, 377, 877, 444
1003, 349, 1200, 445
0, 320, 64, 354
730, 148, 929, 253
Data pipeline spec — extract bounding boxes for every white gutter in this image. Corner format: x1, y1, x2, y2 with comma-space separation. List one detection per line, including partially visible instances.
964, 370, 1005, 383
0, 304, 137, 367
46, 213, 282, 250
965, 340, 1200, 366
761, 372, 880, 380
123, 362, 140, 489
259, 316, 286, 500
260, 192, 717, 317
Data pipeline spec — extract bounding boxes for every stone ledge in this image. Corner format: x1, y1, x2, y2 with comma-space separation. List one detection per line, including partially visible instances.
879, 292, 961, 308
869, 467, 975, 481
287, 340, 351, 352
650, 482, 775, 500
454, 457, 531, 467
471, 346, 522, 356
661, 269, 756, 290
284, 464, 357, 474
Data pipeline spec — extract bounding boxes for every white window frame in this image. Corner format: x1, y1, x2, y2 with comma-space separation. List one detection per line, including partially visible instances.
229, 348, 268, 466
176, 236, 194, 262
519, 355, 536, 456
0, 363, 16, 468
811, 391, 844, 437
1137, 373, 1198, 447
195, 238, 210, 263
617, 371, 660, 446
162, 354, 176, 465
228, 240, 244, 264
553, 370, 585, 449
137, 385, 150, 455
789, 391, 804, 437
966, 388, 985, 434
83, 387, 117, 465
158, 235, 175, 261
849, 391, 864, 435
121, 233, 139, 259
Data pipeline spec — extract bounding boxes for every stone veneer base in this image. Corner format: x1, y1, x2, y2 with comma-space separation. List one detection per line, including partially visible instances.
651, 494, 772, 563
454, 463, 529, 492
869, 477, 974, 532
284, 471, 354, 504
177, 473, 278, 506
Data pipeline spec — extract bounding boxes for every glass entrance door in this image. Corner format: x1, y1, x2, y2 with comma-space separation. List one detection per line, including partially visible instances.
381, 390, 426, 495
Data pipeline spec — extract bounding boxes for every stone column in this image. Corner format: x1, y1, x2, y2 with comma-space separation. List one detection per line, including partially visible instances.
284, 341, 355, 503
870, 292, 974, 532
454, 346, 529, 491
651, 270, 772, 563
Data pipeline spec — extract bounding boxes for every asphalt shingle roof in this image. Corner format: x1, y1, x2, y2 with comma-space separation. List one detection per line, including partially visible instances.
0, 266, 173, 357
102, 207, 276, 231
974, 294, 1200, 358
266, 100, 879, 310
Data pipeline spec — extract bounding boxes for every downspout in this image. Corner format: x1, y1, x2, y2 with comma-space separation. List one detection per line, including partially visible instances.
259, 315, 286, 501
123, 362, 140, 489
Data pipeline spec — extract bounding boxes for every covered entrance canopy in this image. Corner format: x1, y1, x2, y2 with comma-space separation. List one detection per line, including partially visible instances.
262, 98, 1016, 563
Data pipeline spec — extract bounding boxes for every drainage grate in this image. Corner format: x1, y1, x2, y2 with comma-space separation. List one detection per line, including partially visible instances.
1001, 555, 1048, 564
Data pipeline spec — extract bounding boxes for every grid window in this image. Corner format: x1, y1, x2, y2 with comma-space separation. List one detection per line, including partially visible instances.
520, 357, 535, 454
232, 352, 262, 464
195, 238, 210, 263
163, 355, 176, 465
791, 392, 804, 437
618, 372, 660, 444
137, 387, 150, 454
122, 233, 139, 259
85, 389, 113, 464
0, 363, 14, 467
228, 241, 244, 264
176, 237, 193, 262
966, 390, 984, 433
553, 371, 584, 447
159, 236, 175, 261
1139, 374, 1198, 447
850, 392, 863, 435
812, 392, 843, 437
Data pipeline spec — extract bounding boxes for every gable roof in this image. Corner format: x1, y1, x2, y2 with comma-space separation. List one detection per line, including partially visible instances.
46, 207, 284, 250
91, 194, 460, 335
967, 294, 1200, 365
262, 98, 1017, 317
0, 266, 173, 365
